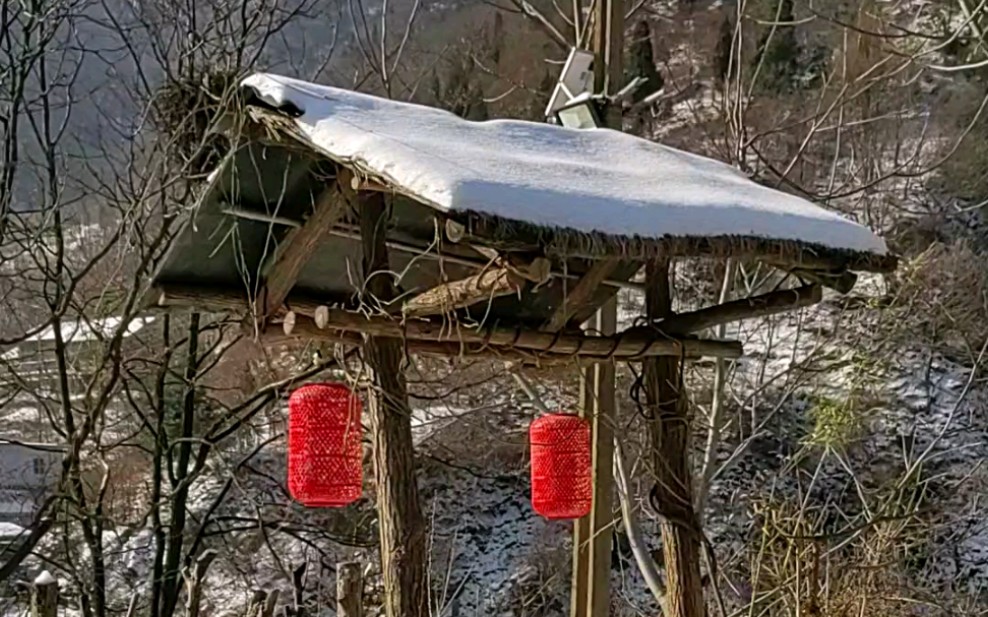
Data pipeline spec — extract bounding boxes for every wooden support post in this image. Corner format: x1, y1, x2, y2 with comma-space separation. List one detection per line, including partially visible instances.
571, 298, 618, 617
30, 571, 58, 617
359, 192, 428, 617
337, 562, 363, 617
643, 259, 704, 617
572, 0, 624, 612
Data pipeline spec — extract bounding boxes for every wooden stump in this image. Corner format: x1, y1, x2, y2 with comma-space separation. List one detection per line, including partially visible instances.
336, 562, 363, 617
30, 571, 58, 617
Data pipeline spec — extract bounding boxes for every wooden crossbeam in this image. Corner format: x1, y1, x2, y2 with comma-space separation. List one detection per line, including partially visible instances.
658, 284, 823, 334
256, 184, 347, 321
274, 314, 600, 365
544, 258, 622, 331
402, 257, 550, 317
295, 306, 741, 359
154, 283, 742, 359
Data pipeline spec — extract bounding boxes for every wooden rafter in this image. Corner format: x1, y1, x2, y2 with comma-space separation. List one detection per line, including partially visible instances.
544, 258, 622, 331
256, 184, 347, 321
791, 268, 856, 294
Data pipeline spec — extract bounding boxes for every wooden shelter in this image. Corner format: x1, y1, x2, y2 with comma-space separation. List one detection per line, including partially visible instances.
150, 73, 896, 617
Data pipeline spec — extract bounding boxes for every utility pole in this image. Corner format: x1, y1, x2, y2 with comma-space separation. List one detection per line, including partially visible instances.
571, 5, 705, 617
570, 0, 623, 615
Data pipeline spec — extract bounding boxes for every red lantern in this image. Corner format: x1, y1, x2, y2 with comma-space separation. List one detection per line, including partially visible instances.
288, 383, 363, 507
529, 413, 592, 520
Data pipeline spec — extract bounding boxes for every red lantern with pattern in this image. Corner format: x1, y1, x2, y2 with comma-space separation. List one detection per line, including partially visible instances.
288, 383, 363, 507
529, 413, 592, 520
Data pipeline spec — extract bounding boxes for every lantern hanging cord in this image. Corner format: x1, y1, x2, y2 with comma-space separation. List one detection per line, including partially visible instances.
629, 357, 689, 421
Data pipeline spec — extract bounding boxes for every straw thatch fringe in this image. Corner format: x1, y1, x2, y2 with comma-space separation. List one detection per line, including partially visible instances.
451, 211, 898, 273
153, 70, 248, 174
229, 98, 897, 275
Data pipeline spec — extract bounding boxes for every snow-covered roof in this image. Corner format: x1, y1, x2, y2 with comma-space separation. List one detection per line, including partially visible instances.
1, 316, 155, 360
241, 73, 892, 268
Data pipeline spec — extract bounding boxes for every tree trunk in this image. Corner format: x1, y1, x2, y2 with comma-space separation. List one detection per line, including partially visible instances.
643, 259, 705, 617
161, 313, 201, 617
359, 193, 428, 617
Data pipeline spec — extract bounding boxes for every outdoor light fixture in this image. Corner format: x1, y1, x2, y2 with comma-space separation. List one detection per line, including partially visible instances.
553, 96, 604, 129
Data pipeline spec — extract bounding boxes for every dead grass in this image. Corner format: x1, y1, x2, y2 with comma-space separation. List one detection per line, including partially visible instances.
889, 241, 988, 358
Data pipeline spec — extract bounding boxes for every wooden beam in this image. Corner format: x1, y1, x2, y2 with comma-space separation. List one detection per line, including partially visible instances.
157, 284, 747, 360
270, 315, 605, 365
358, 191, 428, 617
403, 267, 526, 317
658, 284, 823, 334
349, 175, 390, 193
156, 285, 332, 321
642, 259, 704, 617
257, 184, 347, 320
545, 258, 622, 331
402, 257, 550, 317
301, 306, 742, 359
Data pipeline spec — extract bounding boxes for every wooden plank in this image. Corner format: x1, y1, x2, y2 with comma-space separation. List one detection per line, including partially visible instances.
545, 259, 622, 332
257, 184, 347, 320
359, 192, 428, 617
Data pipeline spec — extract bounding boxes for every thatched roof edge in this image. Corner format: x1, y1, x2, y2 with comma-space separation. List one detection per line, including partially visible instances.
235, 103, 897, 274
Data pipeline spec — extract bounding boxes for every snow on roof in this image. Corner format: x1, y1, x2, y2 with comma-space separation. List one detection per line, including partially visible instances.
1, 316, 155, 360
0, 522, 26, 538
22, 316, 153, 345
241, 73, 889, 258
